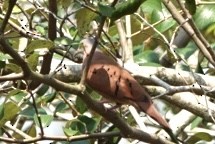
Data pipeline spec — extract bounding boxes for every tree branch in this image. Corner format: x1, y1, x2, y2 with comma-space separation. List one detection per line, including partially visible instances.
162, 0, 215, 67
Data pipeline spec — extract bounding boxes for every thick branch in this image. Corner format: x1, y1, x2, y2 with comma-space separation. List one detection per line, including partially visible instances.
29, 71, 173, 144
162, 0, 215, 67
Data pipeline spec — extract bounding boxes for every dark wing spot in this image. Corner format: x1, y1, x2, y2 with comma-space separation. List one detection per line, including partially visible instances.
126, 79, 133, 95
126, 78, 132, 87
115, 81, 119, 96
92, 69, 97, 74
107, 67, 110, 71
113, 71, 116, 75
118, 76, 121, 82
110, 75, 112, 77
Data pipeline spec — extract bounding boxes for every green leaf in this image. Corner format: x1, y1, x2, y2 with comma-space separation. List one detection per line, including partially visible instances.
140, 0, 162, 14
54, 101, 69, 114
75, 97, 87, 114
77, 115, 98, 133
27, 53, 39, 71
20, 107, 47, 118
63, 127, 79, 137
59, 0, 73, 9
26, 40, 54, 54
98, 3, 114, 17
111, 0, 147, 21
134, 50, 159, 64
194, 5, 215, 30
0, 102, 21, 127
6, 63, 22, 73
0, 105, 4, 120
36, 84, 50, 96
151, 9, 175, 33
0, 53, 11, 60
131, 28, 154, 46
75, 8, 97, 36
35, 25, 46, 35
175, 44, 196, 60
34, 114, 53, 128
186, 132, 212, 144
13, 122, 37, 139
8, 89, 28, 102
185, 0, 196, 15
26, 124, 37, 137
69, 27, 79, 38
191, 117, 203, 129
55, 37, 74, 46
37, 92, 56, 104
64, 119, 86, 136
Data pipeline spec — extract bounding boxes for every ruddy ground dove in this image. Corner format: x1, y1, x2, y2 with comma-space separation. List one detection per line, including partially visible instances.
81, 37, 178, 143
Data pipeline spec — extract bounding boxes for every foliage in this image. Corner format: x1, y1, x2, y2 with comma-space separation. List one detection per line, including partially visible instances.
0, 0, 215, 143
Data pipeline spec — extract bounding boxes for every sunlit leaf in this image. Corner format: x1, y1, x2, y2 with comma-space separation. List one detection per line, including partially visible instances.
0, 53, 11, 60
0, 102, 21, 127
75, 97, 87, 114
186, 132, 212, 144
34, 114, 54, 128
64, 119, 86, 136
191, 117, 203, 129
20, 107, 47, 118
75, 8, 97, 36
27, 53, 39, 71
63, 127, 79, 136
26, 40, 54, 54
26, 124, 37, 137
8, 89, 27, 102
194, 5, 215, 30
151, 9, 175, 33
140, 0, 162, 14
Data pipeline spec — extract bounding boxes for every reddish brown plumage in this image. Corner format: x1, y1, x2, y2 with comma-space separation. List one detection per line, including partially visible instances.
81, 38, 170, 130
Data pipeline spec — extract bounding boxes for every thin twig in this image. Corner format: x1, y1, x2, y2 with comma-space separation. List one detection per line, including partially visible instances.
0, 0, 17, 32
135, 13, 179, 61
58, 92, 80, 116
4, 122, 32, 139
79, 0, 119, 86
162, 0, 215, 67
176, 0, 215, 63
28, 90, 44, 136
0, 131, 121, 143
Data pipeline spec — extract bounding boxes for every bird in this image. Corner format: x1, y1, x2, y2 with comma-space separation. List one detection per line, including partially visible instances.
81, 37, 178, 143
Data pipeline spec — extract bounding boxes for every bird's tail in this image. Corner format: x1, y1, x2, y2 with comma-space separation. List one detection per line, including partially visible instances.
137, 101, 179, 143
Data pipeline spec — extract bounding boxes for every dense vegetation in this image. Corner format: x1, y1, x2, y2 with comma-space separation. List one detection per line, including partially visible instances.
0, 0, 215, 143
